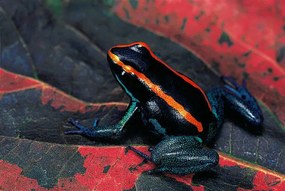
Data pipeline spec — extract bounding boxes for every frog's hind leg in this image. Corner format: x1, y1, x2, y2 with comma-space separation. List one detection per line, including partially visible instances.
128, 136, 219, 175
207, 76, 263, 130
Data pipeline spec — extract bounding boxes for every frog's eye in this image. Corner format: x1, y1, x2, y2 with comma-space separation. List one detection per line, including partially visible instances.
130, 45, 147, 54
136, 42, 150, 49
130, 46, 141, 53
130, 43, 150, 55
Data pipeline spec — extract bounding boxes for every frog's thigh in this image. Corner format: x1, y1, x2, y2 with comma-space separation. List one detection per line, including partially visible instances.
151, 136, 219, 175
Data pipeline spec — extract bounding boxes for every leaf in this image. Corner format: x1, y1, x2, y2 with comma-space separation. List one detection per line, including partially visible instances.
0, 68, 151, 146
0, 136, 284, 190
1, 68, 284, 189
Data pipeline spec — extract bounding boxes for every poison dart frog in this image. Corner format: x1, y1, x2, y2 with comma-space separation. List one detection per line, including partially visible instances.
66, 42, 263, 175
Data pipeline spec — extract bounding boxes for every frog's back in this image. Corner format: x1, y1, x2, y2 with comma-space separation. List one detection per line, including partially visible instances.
138, 57, 214, 139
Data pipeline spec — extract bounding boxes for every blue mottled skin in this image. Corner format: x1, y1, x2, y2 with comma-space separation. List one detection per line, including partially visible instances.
66, 42, 263, 175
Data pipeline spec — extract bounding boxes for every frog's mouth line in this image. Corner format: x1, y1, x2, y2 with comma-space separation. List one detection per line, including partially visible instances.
107, 48, 204, 133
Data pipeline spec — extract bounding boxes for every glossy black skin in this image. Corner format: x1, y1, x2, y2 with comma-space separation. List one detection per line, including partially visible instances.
66, 42, 263, 175
108, 44, 214, 142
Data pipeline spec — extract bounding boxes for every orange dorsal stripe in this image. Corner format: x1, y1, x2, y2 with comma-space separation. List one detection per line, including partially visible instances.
139, 42, 212, 111
108, 51, 203, 132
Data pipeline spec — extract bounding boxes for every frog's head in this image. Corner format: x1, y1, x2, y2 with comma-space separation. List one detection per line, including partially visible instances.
107, 42, 157, 98
107, 42, 153, 79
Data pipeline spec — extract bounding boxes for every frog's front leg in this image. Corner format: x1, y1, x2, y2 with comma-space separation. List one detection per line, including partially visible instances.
65, 101, 138, 138
128, 136, 219, 175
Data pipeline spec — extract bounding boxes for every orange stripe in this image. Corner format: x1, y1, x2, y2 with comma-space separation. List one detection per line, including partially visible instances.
108, 51, 203, 132
111, 42, 212, 111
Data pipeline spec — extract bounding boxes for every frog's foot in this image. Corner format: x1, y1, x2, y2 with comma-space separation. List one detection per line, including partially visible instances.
65, 118, 126, 138
221, 76, 263, 120
65, 118, 99, 137
126, 146, 152, 162
222, 76, 253, 101
127, 136, 219, 175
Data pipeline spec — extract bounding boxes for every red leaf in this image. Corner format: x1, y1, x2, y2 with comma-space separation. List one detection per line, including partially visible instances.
0, 141, 284, 190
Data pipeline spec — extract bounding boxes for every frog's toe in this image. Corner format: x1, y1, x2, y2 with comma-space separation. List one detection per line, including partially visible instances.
221, 76, 242, 93
65, 126, 93, 136
126, 146, 152, 162
221, 76, 240, 88
68, 118, 84, 129
64, 129, 83, 135
66, 118, 93, 135
68, 118, 79, 126
221, 76, 255, 101
92, 118, 100, 128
